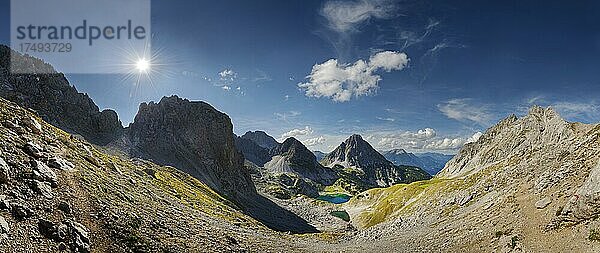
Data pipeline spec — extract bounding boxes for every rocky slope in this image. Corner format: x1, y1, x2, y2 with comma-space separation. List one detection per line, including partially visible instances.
0, 46, 123, 145
0, 97, 332, 252
382, 149, 453, 176
321, 134, 431, 188
342, 106, 600, 252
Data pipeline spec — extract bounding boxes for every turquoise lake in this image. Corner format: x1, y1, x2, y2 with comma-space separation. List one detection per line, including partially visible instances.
317, 194, 351, 204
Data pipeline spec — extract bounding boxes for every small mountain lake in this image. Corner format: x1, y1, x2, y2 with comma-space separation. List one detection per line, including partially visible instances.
317, 193, 351, 204
330, 211, 350, 222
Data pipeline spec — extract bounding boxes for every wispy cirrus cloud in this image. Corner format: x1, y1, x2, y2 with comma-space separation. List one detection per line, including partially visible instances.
321, 0, 398, 33
298, 51, 409, 102
438, 98, 493, 126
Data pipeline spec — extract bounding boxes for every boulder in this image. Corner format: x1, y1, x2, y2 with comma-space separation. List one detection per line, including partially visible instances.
32, 160, 57, 185
47, 157, 74, 171
0, 215, 9, 234
23, 116, 42, 134
24, 142, 44, 158
535, 197, 552, 209
33, 180, 53, 199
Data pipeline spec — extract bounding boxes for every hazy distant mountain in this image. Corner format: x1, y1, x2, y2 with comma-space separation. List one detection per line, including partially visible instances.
312, 151, 327, 161
322, 134, 430, 188
382, 149, 453, 176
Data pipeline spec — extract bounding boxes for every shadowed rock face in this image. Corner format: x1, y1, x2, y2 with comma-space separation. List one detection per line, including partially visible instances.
241, 131, 280, 150
322, 134, 431, 187
0, 45, 123, 145
127, 95, 255, 198
125, 96, 317, 233
234, 136, 272, 167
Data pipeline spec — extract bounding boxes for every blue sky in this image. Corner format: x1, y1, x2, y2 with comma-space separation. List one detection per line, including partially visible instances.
2, 0, 600, 153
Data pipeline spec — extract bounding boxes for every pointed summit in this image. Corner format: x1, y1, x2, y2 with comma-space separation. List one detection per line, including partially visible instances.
322, 134, 430, 187
322, 134, 390, 169
265, 137, 338, 185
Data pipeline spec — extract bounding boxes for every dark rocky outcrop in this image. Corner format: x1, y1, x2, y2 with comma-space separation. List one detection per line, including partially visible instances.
126, 95, 255, 199
322, 134, 431, 188
0, 45, 123, 145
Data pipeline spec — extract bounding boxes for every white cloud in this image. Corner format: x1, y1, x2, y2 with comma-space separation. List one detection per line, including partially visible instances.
303, 136, 327, 146
219, 69, 237, 81
221, 85, 231, 91
423, 138, 465, 150
466, 132, 483, 143
321, 0, 396, 33
376, 117, 395, 122
438, 98, 493, 125
274, 111, 301, 121
361, 127, 482, 152
298, 51, 409, 102
281, 126, 314, 140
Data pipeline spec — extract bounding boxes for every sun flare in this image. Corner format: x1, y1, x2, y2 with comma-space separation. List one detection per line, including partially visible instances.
136, 58, 150, 72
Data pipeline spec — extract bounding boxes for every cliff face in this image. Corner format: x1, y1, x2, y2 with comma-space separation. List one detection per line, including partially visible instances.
127, 95, 255, 198
0, 45, 123, 145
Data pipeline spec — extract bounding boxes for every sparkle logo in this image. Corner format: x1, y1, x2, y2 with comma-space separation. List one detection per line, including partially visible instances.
10, 0, 151, 74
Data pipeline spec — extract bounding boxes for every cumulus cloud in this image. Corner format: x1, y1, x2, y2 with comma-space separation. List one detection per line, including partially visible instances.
466, 132, 483, 143
219, 69, 237, 81
281, 126, 314, 140
303, 136, 327, 146
298, 51, 409, 102
438, 99, 493, 125
321, 0, 397, 33
364, 127, 481, 152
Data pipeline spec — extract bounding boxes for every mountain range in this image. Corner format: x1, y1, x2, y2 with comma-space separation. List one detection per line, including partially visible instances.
382, 149, 454, 176
3, 45, 600, 252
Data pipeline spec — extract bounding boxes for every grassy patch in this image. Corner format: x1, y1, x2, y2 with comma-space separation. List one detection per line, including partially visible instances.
589, 229, 600, 241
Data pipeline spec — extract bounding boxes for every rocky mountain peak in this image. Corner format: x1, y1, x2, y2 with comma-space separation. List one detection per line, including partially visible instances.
128, 95, 255, 198
266, 137, 338, 185
387, 149, 408, 155
241, 131, 279, 150
322, 134, 430, 187
439, 105, 575, 178
322, 134, 390, 169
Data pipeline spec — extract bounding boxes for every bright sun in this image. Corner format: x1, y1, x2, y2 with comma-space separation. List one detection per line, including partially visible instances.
136, 58, 150, 72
